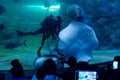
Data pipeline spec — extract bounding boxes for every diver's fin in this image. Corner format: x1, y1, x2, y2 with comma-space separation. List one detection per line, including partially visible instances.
16, 30, 31, 37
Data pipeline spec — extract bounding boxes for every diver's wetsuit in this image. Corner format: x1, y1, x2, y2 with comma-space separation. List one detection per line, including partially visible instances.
37, 15, 56, 56
16, 15, 62, 57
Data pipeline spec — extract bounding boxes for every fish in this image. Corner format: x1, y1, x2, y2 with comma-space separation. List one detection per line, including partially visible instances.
4, 40, 26, 49
2, 32, 15, 40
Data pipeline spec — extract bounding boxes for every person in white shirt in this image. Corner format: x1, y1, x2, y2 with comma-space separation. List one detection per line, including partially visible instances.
58, 4, 99, 62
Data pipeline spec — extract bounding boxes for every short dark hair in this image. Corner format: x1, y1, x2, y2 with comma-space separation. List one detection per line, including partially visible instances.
67, 56, 77, 67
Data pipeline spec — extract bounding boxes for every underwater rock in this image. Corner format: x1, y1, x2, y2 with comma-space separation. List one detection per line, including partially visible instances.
4, 40, 26, 49
0, 24, 5, 31
111, 4, 120, 16
110, 29, 120, 48
13, 0, 21, 3
0, 4, 6, 15
97, 18, 107, 26
100, 0, 110, 12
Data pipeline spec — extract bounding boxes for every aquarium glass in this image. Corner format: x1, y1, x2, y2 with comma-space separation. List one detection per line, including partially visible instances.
0, 0, 120, 70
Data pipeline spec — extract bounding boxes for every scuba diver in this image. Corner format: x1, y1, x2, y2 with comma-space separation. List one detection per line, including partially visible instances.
16, 15, 62, 56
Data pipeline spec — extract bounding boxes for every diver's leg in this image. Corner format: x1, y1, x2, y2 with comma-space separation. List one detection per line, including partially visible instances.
16, 30, 33, 37
37, 35, 46, 57
55, 39, 64, 57
32, 28, 43, 35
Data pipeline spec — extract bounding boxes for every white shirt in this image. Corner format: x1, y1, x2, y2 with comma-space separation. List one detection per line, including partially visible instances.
58, 21, 99, 62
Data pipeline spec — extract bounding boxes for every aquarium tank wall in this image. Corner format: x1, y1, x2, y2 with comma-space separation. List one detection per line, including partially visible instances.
0, 0, 120, 70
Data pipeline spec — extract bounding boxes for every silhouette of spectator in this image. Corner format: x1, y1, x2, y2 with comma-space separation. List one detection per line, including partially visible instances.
32, 66, 45, 80
32, 59, 61, 80
62, 56, 77, 80
67, 56, 77, 68
9, 59, 24, 78
0, 73, 5, 80
76, 61, 91, 70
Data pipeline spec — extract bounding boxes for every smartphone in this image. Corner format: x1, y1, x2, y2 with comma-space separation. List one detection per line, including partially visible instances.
113, 61, 118, 69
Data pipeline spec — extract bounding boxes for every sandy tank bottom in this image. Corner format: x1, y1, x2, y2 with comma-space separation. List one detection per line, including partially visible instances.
0, 35, 120, 70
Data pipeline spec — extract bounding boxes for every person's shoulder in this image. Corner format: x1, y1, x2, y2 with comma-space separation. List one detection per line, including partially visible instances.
70, 21, 83, 25
31, 75, 37, 80
44, 75, 60, 80
83, 24, 93, 31
69, 21, 84, 28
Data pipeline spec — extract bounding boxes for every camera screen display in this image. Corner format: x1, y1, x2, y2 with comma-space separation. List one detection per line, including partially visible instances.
113, 61, 118, 69
75, 70, 97, 80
